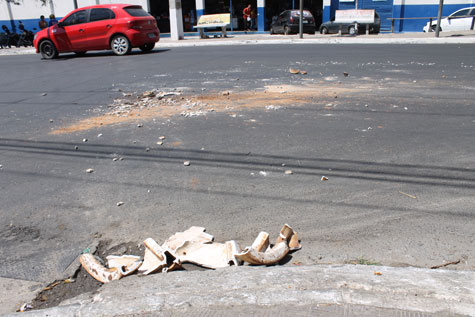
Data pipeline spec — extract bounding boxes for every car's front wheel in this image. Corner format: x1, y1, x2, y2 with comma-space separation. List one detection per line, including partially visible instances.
139, 43, 155, 52
431, 25, 442, 32
320, 27, 328, 34
111, 35, 131, 56
40, 40, 58, 59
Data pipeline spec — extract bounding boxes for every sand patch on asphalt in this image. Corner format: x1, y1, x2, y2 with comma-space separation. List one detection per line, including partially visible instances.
50, 84, 360, 135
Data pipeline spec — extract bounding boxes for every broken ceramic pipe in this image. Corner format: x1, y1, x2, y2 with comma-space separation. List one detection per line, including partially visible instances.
235, 224, 300, 265
80, 254, 123, 283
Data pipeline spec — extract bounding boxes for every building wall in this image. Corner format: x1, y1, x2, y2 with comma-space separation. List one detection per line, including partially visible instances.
323, 0, 475, 32
393, 0, 475, 32
1, 0, 148, 33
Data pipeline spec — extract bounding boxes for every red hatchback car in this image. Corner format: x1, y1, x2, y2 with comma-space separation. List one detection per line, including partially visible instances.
33, 4, 160, 59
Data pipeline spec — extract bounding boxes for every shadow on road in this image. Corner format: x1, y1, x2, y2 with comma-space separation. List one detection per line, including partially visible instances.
48, 48, 171, 60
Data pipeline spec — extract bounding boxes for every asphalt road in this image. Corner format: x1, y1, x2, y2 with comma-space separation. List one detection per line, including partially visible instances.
1, 44, 475, 284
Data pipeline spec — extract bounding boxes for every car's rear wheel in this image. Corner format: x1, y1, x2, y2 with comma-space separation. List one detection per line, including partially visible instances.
139, 43, 155, 52
348, 25, 356, 35
320, 27, 328, 34
74, 51, 86, 56
284, 25, 290, 35
111, 35, 131, 56
40, 40, 58, 59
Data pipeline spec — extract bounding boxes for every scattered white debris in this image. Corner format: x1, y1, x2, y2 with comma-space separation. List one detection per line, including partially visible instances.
145, 148, 150, 152
156, 141, 163, 145
82, 138, 88, 142
19, 303, 33, 312
137, 123, 143, 128
117, 201, 124, 207
97, 133, 103, 138
112, 158, 119, 161
284, 170, 293, 175
321, 176, 329, 181
0, 164, 3, 169
41, 93, 47, 96
86, 168, 94, 173
259, 171, 268, 176
184, 161, 191, 166
265, 105, 282, 110
74, 146, 79, 150
49, 119, 54, 123
404, 107, 408, 110
159, 136, 165, 140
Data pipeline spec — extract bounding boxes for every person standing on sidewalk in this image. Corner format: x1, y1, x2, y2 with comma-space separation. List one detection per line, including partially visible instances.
243, 4, 251, 31
48, 14, 58, 27
38, 15, 48, 30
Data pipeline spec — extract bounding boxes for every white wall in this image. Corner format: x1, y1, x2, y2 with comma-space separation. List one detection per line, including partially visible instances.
1, 0, 149, 22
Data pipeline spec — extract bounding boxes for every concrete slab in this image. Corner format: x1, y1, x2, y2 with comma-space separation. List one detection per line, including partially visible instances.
10, 264, 475, 316
0, 277, 42, 315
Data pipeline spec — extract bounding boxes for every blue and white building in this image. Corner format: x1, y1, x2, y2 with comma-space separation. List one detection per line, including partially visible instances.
323, 0, 475, 32
1, 0, 474, 35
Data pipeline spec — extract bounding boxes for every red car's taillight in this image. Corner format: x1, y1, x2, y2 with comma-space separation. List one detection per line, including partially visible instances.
290, 17, 294, 23
128, 20, 142, 29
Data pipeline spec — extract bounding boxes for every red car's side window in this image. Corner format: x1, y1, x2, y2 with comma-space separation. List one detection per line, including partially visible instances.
90, 8, 115, 22
63, 10, 87, 26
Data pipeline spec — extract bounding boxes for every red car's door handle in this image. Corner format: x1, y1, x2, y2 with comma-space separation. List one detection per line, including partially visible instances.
79, 29, 84, 32
106, 25, 112, 28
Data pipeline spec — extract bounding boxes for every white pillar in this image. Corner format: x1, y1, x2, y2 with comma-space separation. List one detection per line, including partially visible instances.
195, 0, 205, 20
49, 0, 55, 15
169, 0, 184, 40
96, 0, 100, 4
6, 0, 15, 32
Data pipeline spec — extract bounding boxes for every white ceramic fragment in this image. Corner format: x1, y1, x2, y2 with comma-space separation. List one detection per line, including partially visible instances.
138, 238, 168, 275
106, 255, 142, 276
174, 240, 242, 269
275, 224, 302, 251
80, 254, 122, 283
162, 226, 214, 251
251, 232, 270, 252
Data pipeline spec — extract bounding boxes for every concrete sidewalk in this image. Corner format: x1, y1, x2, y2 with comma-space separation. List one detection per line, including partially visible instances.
1, 30, 474, 57
7, 264, 475, 316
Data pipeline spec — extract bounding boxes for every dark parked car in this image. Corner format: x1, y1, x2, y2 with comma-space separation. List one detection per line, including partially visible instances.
270, 10, 316, 35
319, 13, 380, 35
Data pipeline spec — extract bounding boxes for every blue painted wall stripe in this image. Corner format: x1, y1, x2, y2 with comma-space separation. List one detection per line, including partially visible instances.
258, 6, 265, 32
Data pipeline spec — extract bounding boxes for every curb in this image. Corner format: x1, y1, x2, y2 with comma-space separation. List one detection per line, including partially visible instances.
9, 264, 475, 316
1, 35, 475, 57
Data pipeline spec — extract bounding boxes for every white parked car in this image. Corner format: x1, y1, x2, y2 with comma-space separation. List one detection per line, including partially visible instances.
423, 7, 475, 32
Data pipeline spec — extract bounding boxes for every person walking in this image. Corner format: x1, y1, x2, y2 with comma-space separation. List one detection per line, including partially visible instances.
38, 15, 48, 30
243, 4, 251, 31
48, 14, 58, 27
